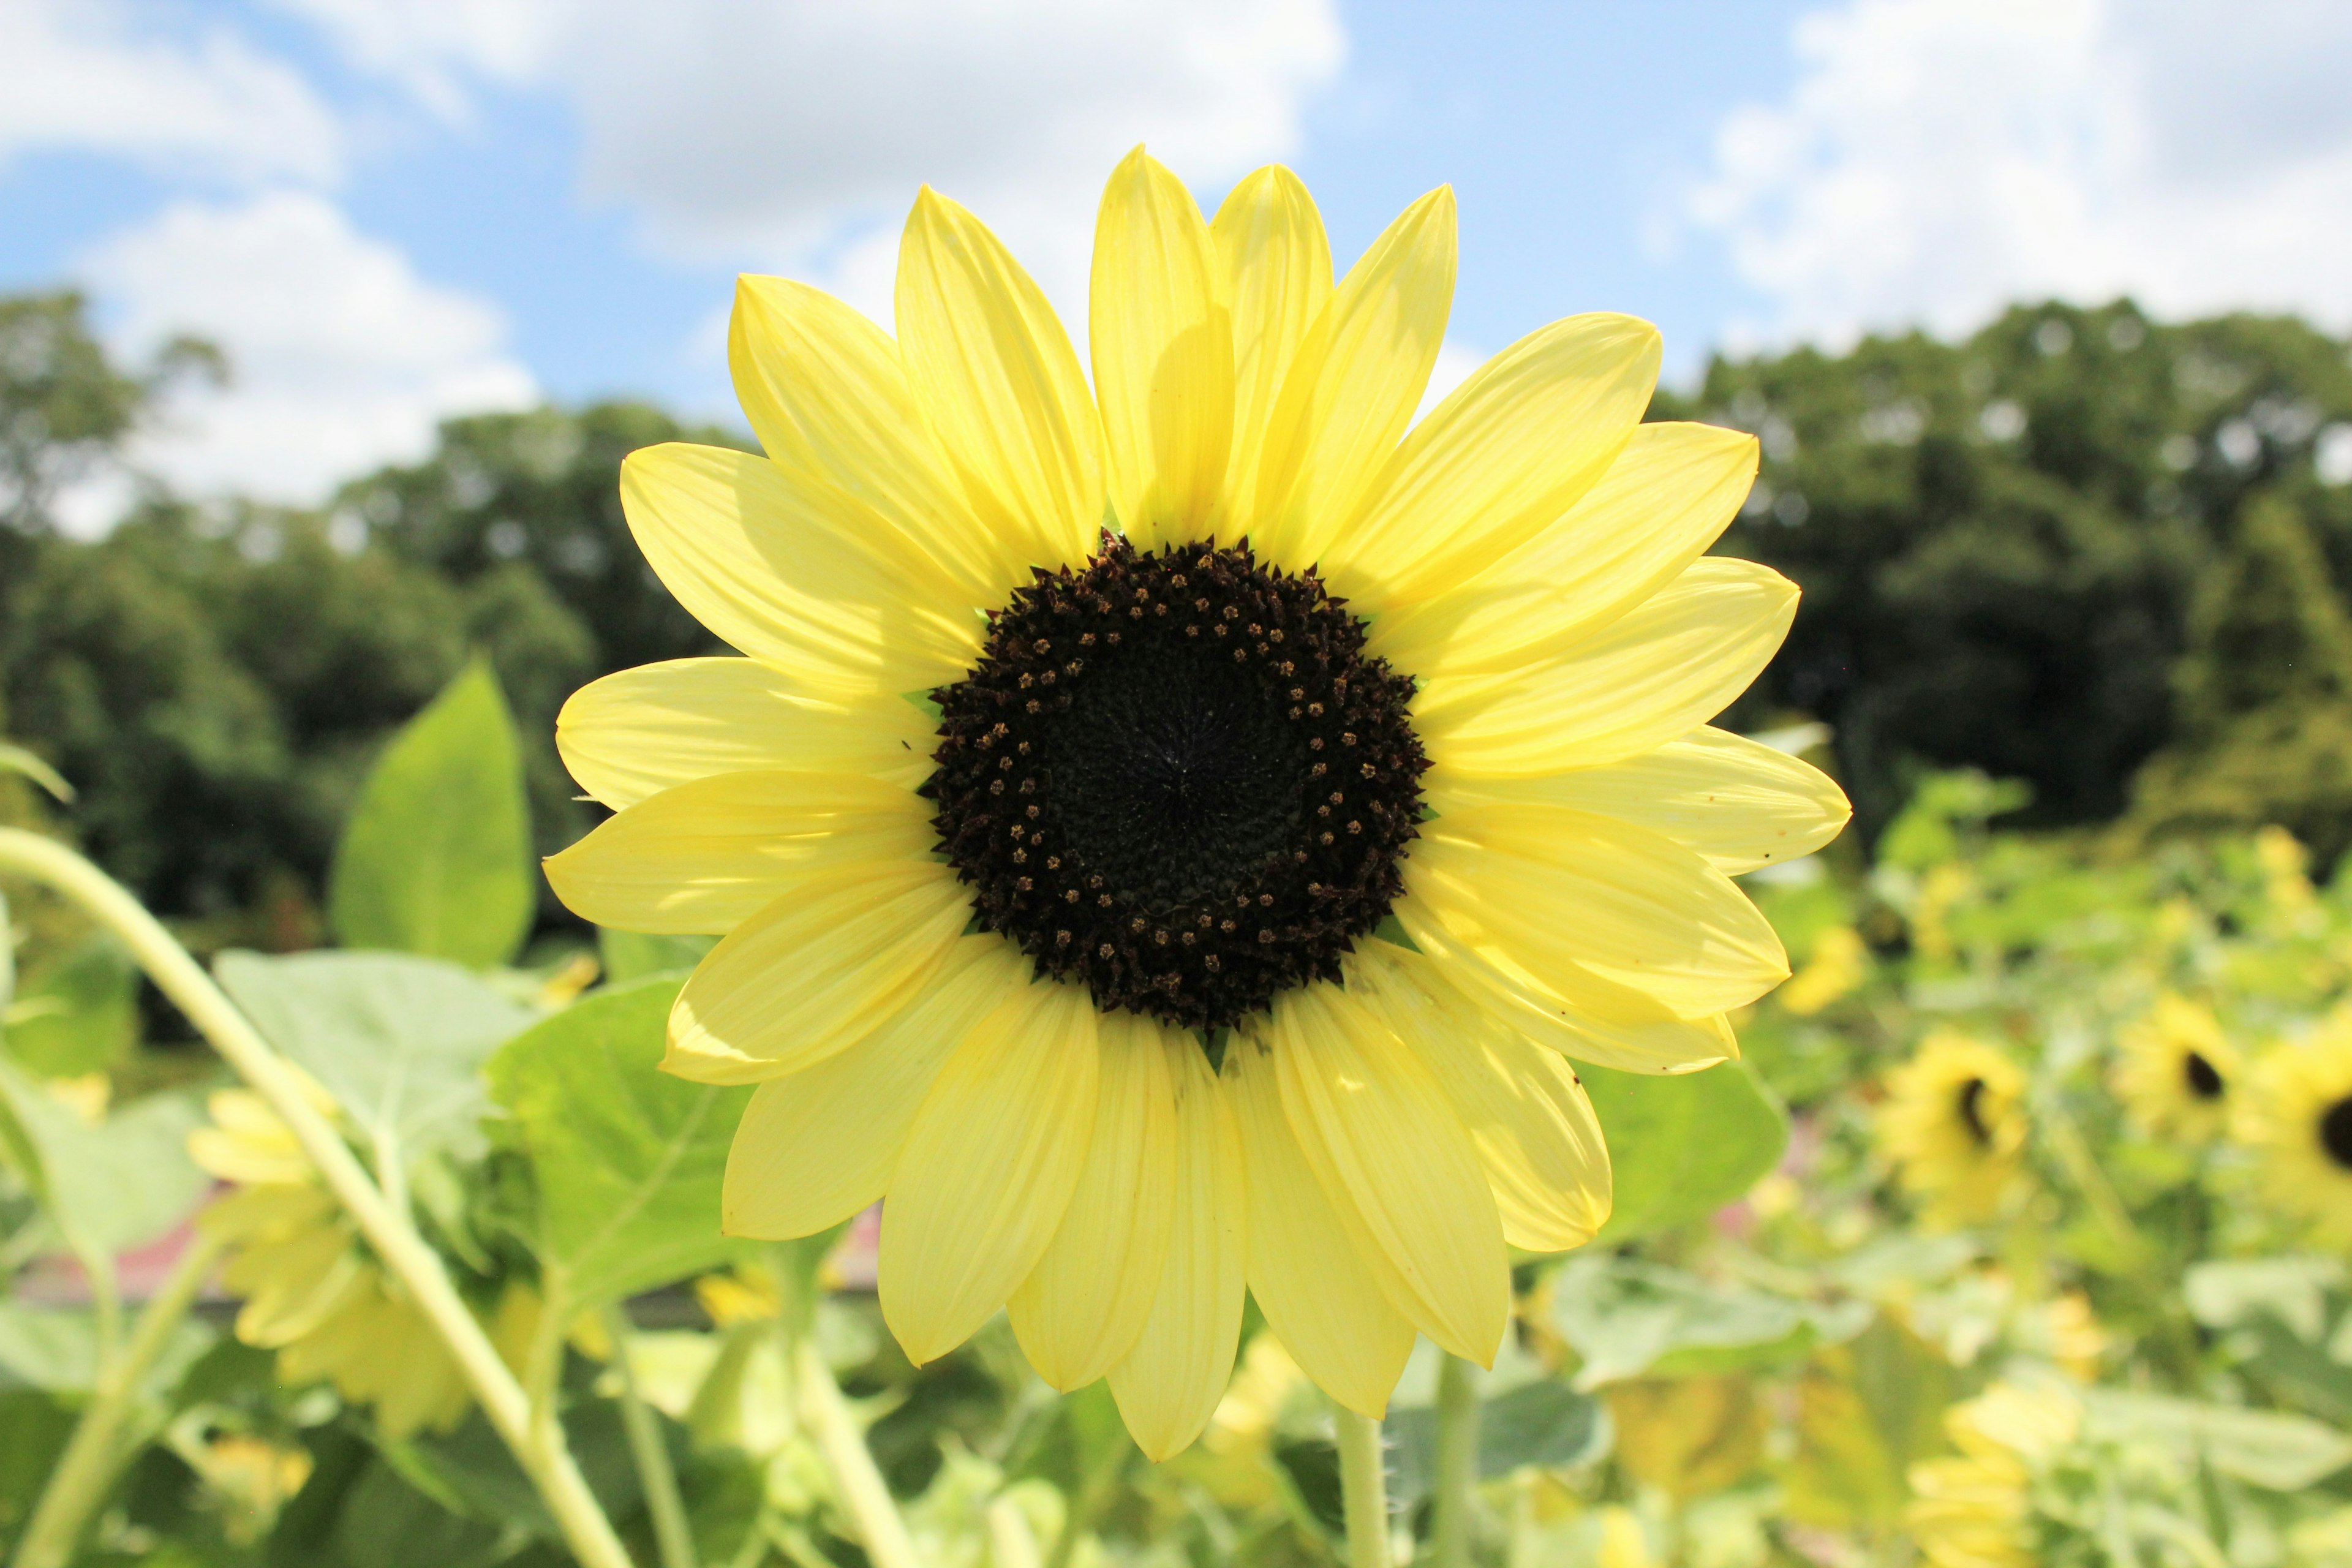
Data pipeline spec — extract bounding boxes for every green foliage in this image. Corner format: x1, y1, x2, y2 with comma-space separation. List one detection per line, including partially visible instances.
0, 1058, 204, 1264
1547, 1256, 1866, 1387
484, 976, 750, 1311
1584, 1061, 1788, 1244
2, 932, 138, 1076
214, 949, 534, 1168
1683, 300, 2352, 837
328, 661, 534, 967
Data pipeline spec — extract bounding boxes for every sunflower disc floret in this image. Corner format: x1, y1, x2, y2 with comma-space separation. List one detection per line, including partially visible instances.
926, 535, 1425, 1031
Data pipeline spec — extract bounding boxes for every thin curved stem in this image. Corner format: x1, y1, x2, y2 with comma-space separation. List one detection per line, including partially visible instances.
1332, 1403, 1394, 1568
606, 1304, 699, 1568
788, 1333, 922, 1568
0, 829, 633, 1568
1431, 1354, 1480, 1568
11, 1231, 222, 1568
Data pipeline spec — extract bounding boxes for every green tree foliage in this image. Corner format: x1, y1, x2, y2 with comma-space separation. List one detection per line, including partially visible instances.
2128, 494, 2352, 862
1682, 300, 2352, 838
0, 296, 735, 933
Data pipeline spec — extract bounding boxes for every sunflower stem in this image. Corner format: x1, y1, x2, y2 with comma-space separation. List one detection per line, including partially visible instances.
786, 1327, 922, 1568
0, 829, 635, 1568
11, 1229, 222, 1568
1332, 1402, 1395, 1568
605, 1304, 700, 1568
1432, 1354, 1480, 1568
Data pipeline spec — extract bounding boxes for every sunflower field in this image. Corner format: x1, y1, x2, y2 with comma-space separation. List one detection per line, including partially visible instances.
4, 661, 2352, 1568
9, 156, 2352, 1568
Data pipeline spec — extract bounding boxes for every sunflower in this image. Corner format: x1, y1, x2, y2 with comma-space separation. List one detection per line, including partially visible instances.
2111, 991, 2238, 1144
190, 1085, 472, 1439
543, 149, 1847, 1458
2240, 1008, 2352, 1243
1905, 1382, 2078, 1568
1875, 1031, 2028, 1227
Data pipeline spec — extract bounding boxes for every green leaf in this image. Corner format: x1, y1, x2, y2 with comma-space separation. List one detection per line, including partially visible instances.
0, 1060, 208, 1263
2084, 1390, 2352, 1491
215, 950, 535, 1169
4, 932, 140, 1076
1547, 1256, 1868, 1389
595, 928, 714, 987
2185, 1256, 2343, 1343
1582, 1060, 1789, 1243
1386, 1382, 1608, 1507
485, 975, 750, 1310
328, 660, 535, 967
0, 1302, 211, 1396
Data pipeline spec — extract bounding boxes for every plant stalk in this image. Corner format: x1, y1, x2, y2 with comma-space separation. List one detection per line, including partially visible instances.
606, 1304, 700, 1568
0, 829, 634, 1568
1332, 1403, 1394, 1568
788, 1333, 922, 1568
1431, 1354, 1480, 1568
11, 1230, 223, 1568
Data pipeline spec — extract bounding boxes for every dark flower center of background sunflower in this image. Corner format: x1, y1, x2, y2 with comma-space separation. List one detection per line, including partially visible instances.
922, 535, 1427, 1032
2181, 1050, 2224, 1101
1956, 1076, 1992, 1146
2321, 1095, 2352, 1170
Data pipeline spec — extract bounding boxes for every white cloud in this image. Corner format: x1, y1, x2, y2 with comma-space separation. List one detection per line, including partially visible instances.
0, 0, 342, 186
276, 0, 1344, 323
1689, 0, 2352, 345
80, 192, 537, 506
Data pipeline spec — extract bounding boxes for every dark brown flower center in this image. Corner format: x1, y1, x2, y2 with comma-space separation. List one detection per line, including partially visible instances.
2181, 1050, 2224, 1101
922, 535, 1427, 1031
1956, 1076, 1992, 1146
2321, 1095, 2352, 1171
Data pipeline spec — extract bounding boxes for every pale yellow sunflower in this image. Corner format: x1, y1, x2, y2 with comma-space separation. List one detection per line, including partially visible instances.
2112, 991, 2239, 1145
2239, 1009, 2352, 1243
1875, 1031, 2028, 1227
191, 1086, 472, 1439
1905, 1382, 2077, 1568
543, 149, 1847, 1458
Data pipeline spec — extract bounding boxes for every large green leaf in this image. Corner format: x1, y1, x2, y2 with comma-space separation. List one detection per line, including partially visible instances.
1547, 1256, 1869, 1390
2, 931, 140, 1077
1386, 1381, 1608, 1507
486, 975, 750, 1311
328, 660, 534, 967
215, 950, 535, 1169
2085, 1390, 2352, 1491
0, 1059, 207, 1262
0, 1302, 211, 1396
1583, 1060, 1789, 1243
596, 928, 715, 987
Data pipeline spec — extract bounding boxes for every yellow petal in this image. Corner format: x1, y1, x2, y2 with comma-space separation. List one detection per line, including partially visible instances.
1227, 1035, 1414, 1417
1369, 423, 1758, 678
556, 658, 933, 812
1272, 981, 1510, 1365
723, 936, 1032, 1239
1091, 147, 1233, 552
1414, 557, 1798, 775
665, 861, 970, 1085
1429, 727, 1851, 875
1348, 941, 1611, 1251
1321, 314, 1659, 611
620, 443, 980, 695
1250, 187, 1456, 573
731, 274, 1021, 603
1106, 1035, 1246, 1460
897, 186, 1104, 573
1403, 902, 1741, 1073
544, 771, 932, 935
1009, 1009, 1180, 1389
1210, 165, 1332, 545
1403, 803, 1788, 1022
878, 979, 1101, 1364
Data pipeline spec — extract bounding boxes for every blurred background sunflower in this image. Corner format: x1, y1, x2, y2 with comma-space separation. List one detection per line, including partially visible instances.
2113, 991, 2240, 1144
2239, 1009, 2352, 1243
1875, 1031, 2029, 1227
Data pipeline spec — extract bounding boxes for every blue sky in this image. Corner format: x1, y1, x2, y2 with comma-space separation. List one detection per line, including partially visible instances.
5, 0, 2348, 511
